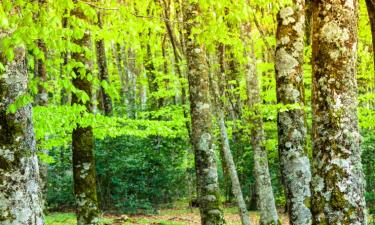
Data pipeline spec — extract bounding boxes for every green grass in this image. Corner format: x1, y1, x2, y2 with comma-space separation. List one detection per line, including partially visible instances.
45, 212, 188, 225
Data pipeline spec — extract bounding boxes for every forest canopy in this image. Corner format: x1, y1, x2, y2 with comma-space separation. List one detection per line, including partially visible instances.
0, 0, 375, 224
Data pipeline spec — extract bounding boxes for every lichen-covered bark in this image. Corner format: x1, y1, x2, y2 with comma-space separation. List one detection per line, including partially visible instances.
183, 2, 226, 225
95, 11, 113, 116
209, 71, 251, 225
275, 3, 312, 225
366, 0, 375, 74
71, 3, 100, 224
245, 50, 279, 225
311, 0, 367, 224
0, 46, 44, 224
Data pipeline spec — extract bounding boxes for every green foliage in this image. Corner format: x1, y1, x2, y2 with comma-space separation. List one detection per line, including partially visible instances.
47, 135, 192, 214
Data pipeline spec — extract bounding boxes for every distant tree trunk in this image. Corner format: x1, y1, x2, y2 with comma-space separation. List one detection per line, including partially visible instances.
366, 0, 375, 75
183, 2, 226, 224
111, 42, 127, 105
61, 13, 70, 105
95, 11, 113, 116
0, 46, 44, 224
124, 48, 137, 119
311, 0, 366, 224
33, 0, 49, 213
71, 3, 100, 224
275, 3, 312, 225
209, 69, 251, 225
145, 39, 163, 110
244, 39, 279, 225
161, 0, 191, 138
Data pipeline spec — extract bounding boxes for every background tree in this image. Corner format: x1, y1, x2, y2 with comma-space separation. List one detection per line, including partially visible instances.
183, 1, 226, 224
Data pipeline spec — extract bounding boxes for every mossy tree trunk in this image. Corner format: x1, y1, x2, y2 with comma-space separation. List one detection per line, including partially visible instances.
243, 32, 279, 225
183, 2, 226, 225
311, 0, 367, 224
275, 2, 312, 225
71, 2, 100, 224
209, 69, 251, 225
0, 46, 44, 224
95, 10, 113, 116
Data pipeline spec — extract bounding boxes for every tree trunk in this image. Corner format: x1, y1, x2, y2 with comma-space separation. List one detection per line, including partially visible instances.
71, 3, 100, 224
111, 42, 127, 105
120, 46, 138, 119
95, 11, 113, 116
311, 0, 366, 224
183, 2, 226, 224
366, 0, 375, 75
209, 70, 251, 225
275, 3, 312, 225
33, 0, 49, 213
0, 46, 44, 224
245, 43, 279, 225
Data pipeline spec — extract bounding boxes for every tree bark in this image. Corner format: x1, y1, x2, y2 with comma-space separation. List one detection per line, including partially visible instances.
366, 0, 375, 75
95, 11, 113, 116
0, 46, 44, 224
209, 69, 251, 225
311, 0, 367, 224
71, 2, 100, 224
183, 2, 226, 224
275, 2, 312, 225
244, 39, 279, 225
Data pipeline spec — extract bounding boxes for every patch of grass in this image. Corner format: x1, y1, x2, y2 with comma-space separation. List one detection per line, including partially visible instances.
45, 213, 114, 225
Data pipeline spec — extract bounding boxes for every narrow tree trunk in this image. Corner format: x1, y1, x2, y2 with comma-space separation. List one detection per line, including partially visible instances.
209, 70, 251, 225
95, 11, 113, 116
111, 42, 127, 105
275, 3, 312, 225
60, 13, 70, 105
183, 2, 226, 224
121, 48, 137, 119
33, 0, 49, 213
0, 46, 44, 224
366, 0, 375, 76
71, 3, 100, 224
311, 0, 366, 224
245, 46, 279, 225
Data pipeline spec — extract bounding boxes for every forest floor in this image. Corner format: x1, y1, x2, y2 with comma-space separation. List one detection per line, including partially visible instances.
46, 206, 290, 225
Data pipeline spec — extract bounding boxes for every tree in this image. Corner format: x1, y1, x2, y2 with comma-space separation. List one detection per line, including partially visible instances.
183, 2, 226, 224
0, 45, 44, 223
70, 2, 100, 224
96, 10, 113, 116
242, 23, 279, 225
275, 2, 312, 224
209, 66, 251, 225
311, 0, 367, 223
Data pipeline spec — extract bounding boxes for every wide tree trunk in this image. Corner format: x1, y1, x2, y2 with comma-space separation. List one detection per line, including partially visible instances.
275, 2, 312, 225
245, 45, 279, 225
311, 0, 367, 224
0, 46, 44, 224
95, 11, 113, 116
209, 71, 251, 225
366, 0, 375, 74
183, 2, 226, 225
71, 2, 100, 224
